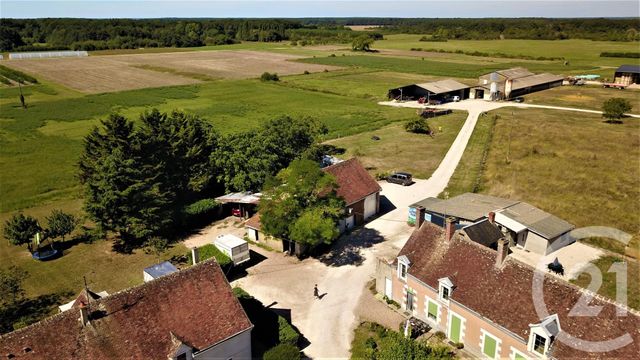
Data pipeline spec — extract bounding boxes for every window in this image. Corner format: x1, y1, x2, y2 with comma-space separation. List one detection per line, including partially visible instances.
440, 286, 450, 301
406, 292, 415, 311
482, 332, 499, 359
398, 263, 407, 280
438, 277, 453, 303
533, 333, 547, 355
427, 299, 438, 321
176, 354, 187, 360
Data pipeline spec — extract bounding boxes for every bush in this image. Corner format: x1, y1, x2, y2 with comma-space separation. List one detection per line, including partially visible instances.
260, 72, 279, 82
303, 70, 310, 75
453, 342, 464, 349
278, 316, 300, 345
232, 286, 251, 299
263, 344, 300, 360
290, 40, 298, 46
182, 198, 219, 216
405, 118, 431, 134
600, 52, 640, 58
186, 244, 231, 266
434, 331, 446, 341
375, 171, 390, 181
365, 336, 378, 349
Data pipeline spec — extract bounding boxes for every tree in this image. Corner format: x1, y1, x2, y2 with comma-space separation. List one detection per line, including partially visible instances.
3, 213, 40, 253
263, 344, 300, 360
45, 210, 78, 241
260, 72, 279, 82
0, 267, 29, 307
404, 118, 431, 134
602, 98, 632, 123
260, 159, 344, 251
79, 114, 171, 245
144, 236, 169, 262
352, 35, 374, 51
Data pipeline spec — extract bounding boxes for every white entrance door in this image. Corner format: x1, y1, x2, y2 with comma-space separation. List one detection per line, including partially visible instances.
384, 277, 393, 298
364, 193, 377, 219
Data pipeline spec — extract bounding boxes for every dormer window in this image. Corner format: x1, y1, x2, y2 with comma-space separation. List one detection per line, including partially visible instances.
528, 314, 560, 357
397, 255, 410, 281
438, 277, 454, 303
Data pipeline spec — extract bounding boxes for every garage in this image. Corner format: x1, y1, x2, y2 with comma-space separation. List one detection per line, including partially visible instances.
388, 79, 470, 103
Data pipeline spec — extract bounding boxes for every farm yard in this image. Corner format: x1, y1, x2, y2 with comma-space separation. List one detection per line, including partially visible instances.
1, 50, 341, 93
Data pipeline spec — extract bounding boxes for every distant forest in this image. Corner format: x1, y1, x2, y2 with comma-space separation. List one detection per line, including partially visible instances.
1, 18, 637, 52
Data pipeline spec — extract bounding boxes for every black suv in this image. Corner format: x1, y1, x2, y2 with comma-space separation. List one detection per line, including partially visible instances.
387, 172, 413, 186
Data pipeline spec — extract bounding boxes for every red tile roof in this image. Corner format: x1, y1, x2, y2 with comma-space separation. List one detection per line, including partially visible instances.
322, 158, 381, 205
0, 260, 253, 359
245, 213, 261, 231
398, 224, 640, 359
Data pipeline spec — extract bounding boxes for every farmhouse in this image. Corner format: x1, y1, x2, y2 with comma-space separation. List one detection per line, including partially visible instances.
0, 260, 253, 360
470, 67, 563, 100
322, 158, 382, 231
375, 222, 640, 359
613, 64, 640, 86
388, 79, 470, 102
409, 193, 574, 255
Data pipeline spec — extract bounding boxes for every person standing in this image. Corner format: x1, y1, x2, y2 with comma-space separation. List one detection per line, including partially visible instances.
313, 284, 319, 299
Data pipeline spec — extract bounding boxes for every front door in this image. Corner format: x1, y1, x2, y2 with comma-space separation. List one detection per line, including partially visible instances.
449, 314, 462, 343
385, 277, 393, 298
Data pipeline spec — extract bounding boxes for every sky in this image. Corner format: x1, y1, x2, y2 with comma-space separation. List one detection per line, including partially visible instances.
1, 0, 638, 19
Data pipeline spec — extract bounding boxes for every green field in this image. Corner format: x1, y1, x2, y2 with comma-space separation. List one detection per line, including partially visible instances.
521, 85, 639, 112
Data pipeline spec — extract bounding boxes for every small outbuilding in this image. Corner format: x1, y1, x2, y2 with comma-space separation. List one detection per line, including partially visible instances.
388, 79, 470, 102
215, 234, 250, 265
614, 64, 640, 86
215, 191, 261, 218
143, 261, 178, 282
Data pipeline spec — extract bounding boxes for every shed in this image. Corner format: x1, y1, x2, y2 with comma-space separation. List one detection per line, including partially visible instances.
614, 64, 640, 86
472, 67, 563, 100
215, 234, 250, 265
143, 261, 178, 282
215, 191, 261, 218
415, 193, 519, 227
388, 79, 470, 102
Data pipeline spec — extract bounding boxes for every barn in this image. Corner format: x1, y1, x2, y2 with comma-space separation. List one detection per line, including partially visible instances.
614, 64, 640, 86
470, 67, 563, 100
388, 79, 470, 102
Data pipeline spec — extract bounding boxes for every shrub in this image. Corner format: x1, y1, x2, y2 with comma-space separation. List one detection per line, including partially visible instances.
264, 344, 300, 360
405, 118, 431, 134
290, 40, 298, 46
453, 342, 464, 349
232, 286, 251, 299
600, 52, 640, 58
303, 70, 310, 75
278, 316, 300, 345
260, 72, 279, 82
375, 171, 390, 181
182, 198, 219, 216
329, 53, 336, 57
365, 336, 378, 350
186, 244, 231, 266
434, 331, 446, 341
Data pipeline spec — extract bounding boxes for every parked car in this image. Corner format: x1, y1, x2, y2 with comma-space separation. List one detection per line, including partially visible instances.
452, 95, 460, 102
231, 208, 242, 217
387, 172, 413, 186
514, 97, 525, 103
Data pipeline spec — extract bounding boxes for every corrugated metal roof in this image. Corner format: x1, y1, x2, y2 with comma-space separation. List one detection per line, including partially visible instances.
499, 202, 574, 239
414, 79, 470, 94
420, 193, 519, 221
495, 67, 534, 79
410, 197, 443, 209
510, 73, 564, 90
616, 64, 640, 74
215, 191, 261, 204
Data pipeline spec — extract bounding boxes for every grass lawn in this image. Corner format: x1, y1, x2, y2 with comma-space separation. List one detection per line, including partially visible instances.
299, 53, 595, 79
522, 85, 639, 112
376, 35, 640, 69
327, 112, 467, 179
572, 256, 640, 311
1, 79, 415, 213
482, 108, 639, 255
441, 113, 497, 198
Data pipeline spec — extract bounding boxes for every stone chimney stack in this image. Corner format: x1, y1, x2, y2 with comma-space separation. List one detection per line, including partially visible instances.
191, 247, 200, 266
445, 218, 455, 241
415, 206, 425, 229
488, 211, 496, 224
79, 302, 90, 326
495, 238, 509, 268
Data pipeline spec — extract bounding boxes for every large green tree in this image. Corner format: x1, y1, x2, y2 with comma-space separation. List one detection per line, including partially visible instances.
0, 267, 29, 307
79, 114, 171, 245
45, 209, 78, 241
213, 116, 327, 192
602, 98, 632, 123
260, 159, 344, 251
3, 213, 40, 253
352, 34, 374, 51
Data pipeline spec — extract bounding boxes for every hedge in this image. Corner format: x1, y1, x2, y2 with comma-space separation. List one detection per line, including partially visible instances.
278, 316, 300, 345
263, 344, 301, 360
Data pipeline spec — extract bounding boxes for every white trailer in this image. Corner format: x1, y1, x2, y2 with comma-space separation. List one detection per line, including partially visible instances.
214, 234, 250, 265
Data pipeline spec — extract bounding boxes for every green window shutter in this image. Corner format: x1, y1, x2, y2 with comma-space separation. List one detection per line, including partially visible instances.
483, 334, 497, 358
428, 301, 438, 319
449, 315, 461, 343
514, 352, 526, 360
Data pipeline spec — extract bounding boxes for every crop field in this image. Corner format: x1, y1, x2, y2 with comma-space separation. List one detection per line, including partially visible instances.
521, 85, 639, 112
1, 50, 341, 93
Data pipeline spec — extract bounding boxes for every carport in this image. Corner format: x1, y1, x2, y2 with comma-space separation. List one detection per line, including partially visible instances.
388, 79, 470, 102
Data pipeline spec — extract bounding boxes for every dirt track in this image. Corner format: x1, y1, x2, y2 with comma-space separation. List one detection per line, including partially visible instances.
2, 50, 340, 93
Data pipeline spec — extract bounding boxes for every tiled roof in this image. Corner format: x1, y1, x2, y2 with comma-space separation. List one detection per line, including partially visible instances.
0, 260, 253, 359
398, 223, 640, 358
245, 213, 261, 230
322, 158, 381, 205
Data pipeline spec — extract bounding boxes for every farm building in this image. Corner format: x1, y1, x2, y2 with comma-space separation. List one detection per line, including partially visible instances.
388, 79, 470, 102
1, 260, 253, 360
215, 191, 261, 219
470, 67, 563, 100
614, 64, 640, 86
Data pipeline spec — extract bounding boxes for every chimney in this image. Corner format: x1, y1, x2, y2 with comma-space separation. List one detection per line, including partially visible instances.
445, 218, 455, 241
191, 247, 200, 266
488, 211, 496, 224
415, 206, 425, 228
495, 238, 509, 268
79, 302, 90, 326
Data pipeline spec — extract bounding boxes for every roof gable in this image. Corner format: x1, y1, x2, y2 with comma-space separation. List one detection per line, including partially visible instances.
0, 260, 253, 360
322, 158, 381, 205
